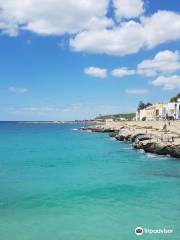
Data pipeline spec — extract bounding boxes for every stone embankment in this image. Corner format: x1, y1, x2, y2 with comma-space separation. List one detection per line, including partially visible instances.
80, 121, 180, 158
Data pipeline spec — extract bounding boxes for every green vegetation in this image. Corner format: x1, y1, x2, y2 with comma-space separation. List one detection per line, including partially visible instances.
137, 101, 152, 110
95, 113, 135, 121
170, 93, 180, 102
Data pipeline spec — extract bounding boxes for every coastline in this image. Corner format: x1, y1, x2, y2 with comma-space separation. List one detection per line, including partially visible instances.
81, 121, 180, 159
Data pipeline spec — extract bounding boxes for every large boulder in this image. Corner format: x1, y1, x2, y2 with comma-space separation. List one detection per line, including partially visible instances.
165, 144, 180, 158
143, 142, 168, 155
131, 133, 152, 143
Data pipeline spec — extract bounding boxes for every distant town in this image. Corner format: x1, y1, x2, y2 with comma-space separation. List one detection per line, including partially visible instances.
96, 93, 180, 123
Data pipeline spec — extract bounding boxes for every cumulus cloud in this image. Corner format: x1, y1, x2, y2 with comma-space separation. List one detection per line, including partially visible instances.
126, 88, 148, 94
70, 21, 144, 56
84, 67, 107, 78
70, 11, 180, 56
111, 67, 136, 77
138, 50, 180, 77
8, 86, 28, 93
0, 0, 111, 36
0, 1, 180, 58
151, 75, 180, 90
141, 11, 180, 49
113, 0, 144, 20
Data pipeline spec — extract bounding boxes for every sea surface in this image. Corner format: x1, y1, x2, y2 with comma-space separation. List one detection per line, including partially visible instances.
0, 122, 180, 240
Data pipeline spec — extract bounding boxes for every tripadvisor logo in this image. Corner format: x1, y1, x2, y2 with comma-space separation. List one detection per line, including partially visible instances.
134, 226, 173, 236
135, 227, 143, 236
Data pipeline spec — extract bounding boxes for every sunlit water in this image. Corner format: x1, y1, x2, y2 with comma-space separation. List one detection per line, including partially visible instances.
0, 123, 180, 239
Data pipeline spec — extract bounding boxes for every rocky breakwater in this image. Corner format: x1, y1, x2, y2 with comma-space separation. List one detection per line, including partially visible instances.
80, 125, 116, 133
81, 123, 180, 158
114, 128, 180, 158
133, 139, 180, 158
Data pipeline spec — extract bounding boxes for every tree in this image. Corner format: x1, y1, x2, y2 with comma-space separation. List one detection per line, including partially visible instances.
137, 101, 146, 111
137, 101, 152, 111
170, 93, 180, 102
146, 102, 153, 107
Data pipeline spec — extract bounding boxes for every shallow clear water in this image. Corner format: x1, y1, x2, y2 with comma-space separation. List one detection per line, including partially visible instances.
0, 123, 180, 239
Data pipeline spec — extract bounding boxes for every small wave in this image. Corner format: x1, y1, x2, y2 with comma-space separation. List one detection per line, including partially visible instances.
146, 153, 171, 160
109, 137, 116, 141
146, 153, 158, 158
121, 147, 133, 150
135, 149, 145, 155
72, 128, 78, 131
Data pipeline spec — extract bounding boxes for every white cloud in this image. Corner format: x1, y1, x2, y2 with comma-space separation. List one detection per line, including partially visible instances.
84, 67, 107, 78
0, 2, 180, 58
113, 0, 144, 20
70, 21, 144, 56
111, 67, 136, 77
138, 50, 180, 77
70, 11, 180, 56
126, 88, 148, 94
151, 75, 180, 90
141, 11, 180, 48
0, 0, 111, 36
8, 86, 28, 93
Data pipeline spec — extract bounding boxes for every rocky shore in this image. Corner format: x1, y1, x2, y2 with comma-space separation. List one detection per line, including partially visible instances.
80, 121, 180, 158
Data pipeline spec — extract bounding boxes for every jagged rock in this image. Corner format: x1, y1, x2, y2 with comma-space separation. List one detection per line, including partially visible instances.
103, 128, 115, 133
133, 141, 180, 158
109, 132, 119, 137
125, 134, 132, 141
133, 141, 144, 149
143, 142, 168, 155
115, 135, 125, 141
81, 123, 180, 158
166, 145, 180, 158
80, 126, 116, 133
115, 133, 131, 141
130, 133, 145, 142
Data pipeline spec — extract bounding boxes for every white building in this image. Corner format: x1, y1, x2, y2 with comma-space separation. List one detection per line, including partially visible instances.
167, 100, 180, 120
136, 99, 180, 121
136, 109, 147, 121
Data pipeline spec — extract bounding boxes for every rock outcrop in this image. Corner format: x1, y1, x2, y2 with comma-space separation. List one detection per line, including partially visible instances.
133, 140, 180, 158
80, 123, 180, 158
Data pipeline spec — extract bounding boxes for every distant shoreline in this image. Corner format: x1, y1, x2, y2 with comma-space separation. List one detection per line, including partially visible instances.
0, 120, 94, 124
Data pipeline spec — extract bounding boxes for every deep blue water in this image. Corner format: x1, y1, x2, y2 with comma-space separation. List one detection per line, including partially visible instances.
0, 123, 180, 239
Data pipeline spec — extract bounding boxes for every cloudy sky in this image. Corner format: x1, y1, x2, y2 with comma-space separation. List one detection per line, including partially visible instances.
0, 0, 180, 120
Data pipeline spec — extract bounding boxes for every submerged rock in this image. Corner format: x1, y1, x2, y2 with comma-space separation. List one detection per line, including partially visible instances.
109, 132, 119, 138
115, 134, 125, 141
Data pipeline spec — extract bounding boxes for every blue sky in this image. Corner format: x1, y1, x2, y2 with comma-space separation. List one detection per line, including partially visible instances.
0, 0, 180, 120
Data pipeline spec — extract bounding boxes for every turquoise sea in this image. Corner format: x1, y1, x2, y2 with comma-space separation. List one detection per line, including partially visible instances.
0, 122, 180, 240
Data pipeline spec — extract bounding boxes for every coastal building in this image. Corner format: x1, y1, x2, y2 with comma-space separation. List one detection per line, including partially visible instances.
136, 100, 180, 121
136, 109, 147, 121
167, 100, 180, 120
145, 105, 156, 121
